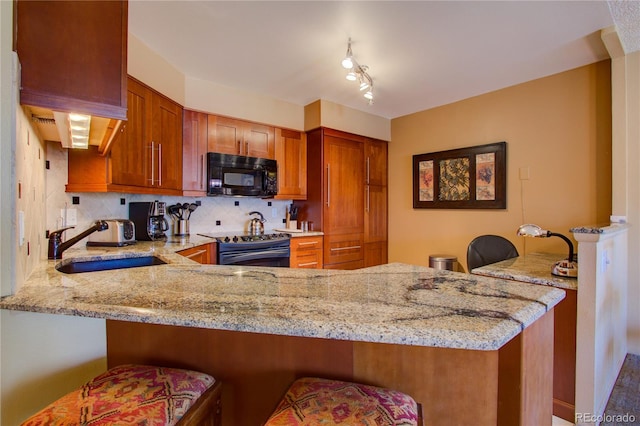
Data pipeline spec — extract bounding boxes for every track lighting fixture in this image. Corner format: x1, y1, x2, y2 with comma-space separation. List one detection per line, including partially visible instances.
341, 38, 374, 105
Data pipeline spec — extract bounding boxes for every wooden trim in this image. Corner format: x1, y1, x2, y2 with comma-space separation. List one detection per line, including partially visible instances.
107, 314, 555, 426
498, 309, 554, 425
175, 380, 222, 426
98, 119, 124, 155
353, 342, 499, 425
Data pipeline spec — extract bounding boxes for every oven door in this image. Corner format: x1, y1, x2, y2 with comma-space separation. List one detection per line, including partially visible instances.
217, 246, 290, 267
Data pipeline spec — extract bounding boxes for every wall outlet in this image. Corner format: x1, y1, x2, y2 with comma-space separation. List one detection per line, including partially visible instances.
61, 208, 78, 226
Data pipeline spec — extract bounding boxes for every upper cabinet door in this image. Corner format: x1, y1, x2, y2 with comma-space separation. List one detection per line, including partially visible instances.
208, 116, 243, 156
182, 110, 208, 196
244, 122, 275, 159
208, 115, 275, 159
111, 78, 151, 187
151, 93, 183, 190
275, 128, 307, 200
16, 0, 128, 120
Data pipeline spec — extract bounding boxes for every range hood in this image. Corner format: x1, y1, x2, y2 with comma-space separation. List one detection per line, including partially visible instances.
26, 105, 122, 154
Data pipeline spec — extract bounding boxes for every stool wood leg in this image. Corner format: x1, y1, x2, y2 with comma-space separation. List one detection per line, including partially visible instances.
176, 380, 222, 426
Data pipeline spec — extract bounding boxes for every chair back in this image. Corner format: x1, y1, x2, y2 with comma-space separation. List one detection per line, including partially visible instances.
467, 235, 519, 271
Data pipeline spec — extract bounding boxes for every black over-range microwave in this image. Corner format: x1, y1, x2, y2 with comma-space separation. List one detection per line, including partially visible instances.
207, 153, 278, 197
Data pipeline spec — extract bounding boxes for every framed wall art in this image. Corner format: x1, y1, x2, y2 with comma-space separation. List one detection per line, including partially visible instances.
412, 141, 506, 209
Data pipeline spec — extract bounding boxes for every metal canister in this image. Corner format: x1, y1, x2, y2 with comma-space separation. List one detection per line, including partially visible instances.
429, 254, 458, 271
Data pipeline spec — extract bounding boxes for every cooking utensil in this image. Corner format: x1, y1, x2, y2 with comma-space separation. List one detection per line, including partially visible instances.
167, 204, 181, 220
187, 203, 198, 220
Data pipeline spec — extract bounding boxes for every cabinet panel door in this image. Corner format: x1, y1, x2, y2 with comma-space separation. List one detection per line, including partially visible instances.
364, 242, 388, 268
152, 94, 182, 190
244, 123, 275, 159
208, 116, 242, 155
365, 139, 388, 187
183, 110, 208, 195
324, 233, 364, 267
177, 243, 216, 264
275, 129, 307, 200
365, 185, 387, 243
111, 79, 150, 187
323, 136, 364, 235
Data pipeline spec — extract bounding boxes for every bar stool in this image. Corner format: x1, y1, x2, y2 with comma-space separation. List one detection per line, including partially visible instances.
264, 377, 423, 425
21, 364, 222, 426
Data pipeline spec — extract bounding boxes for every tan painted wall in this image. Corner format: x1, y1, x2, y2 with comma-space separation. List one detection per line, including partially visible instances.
129, 34, 305, 131
127, 35, 186, 105
389, 61, 612, 271
304, 99, 391, 141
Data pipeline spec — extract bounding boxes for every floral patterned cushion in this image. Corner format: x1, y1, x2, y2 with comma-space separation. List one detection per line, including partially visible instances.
21, 364, 215, 426
265, 377, 420, 425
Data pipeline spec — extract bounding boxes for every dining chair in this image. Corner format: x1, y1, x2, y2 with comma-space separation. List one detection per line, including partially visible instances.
466, 234, 519, 271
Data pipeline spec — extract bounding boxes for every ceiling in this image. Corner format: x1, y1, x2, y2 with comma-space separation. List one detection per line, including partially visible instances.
128, 1, 632, 119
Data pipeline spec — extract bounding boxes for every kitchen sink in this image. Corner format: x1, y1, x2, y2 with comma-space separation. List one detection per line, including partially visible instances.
56, 256, 167, 274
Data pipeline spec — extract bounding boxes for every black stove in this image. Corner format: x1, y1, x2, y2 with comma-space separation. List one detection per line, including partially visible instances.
202, 233, 290, 244
198, 232, 291, 267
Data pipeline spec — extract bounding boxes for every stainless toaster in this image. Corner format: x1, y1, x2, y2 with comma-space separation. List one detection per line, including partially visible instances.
87, 219, 136, 247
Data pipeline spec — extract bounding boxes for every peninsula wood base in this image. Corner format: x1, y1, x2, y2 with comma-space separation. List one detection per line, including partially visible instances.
106, 310, 554, 426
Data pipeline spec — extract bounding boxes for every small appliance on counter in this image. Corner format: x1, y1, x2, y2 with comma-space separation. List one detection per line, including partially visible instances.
129, 201, 169, 241
86, 219, 136, 247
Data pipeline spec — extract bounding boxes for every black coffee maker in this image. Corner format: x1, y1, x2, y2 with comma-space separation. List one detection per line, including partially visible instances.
129, 201, 169, 241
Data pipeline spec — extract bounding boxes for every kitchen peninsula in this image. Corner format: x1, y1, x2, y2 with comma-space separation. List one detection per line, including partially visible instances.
0, 239, 565, 425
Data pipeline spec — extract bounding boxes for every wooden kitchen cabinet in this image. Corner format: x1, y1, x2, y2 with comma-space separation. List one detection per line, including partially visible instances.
364, 139, 388, 267
298, 128, 366, 269
208, 115, 275, 159
290, 236, 323, 269
177, 243, 217, 265
16, 0, 128, 120
275, 128, 307, 200
182, 110, 209, 196
67, 77, 183, 195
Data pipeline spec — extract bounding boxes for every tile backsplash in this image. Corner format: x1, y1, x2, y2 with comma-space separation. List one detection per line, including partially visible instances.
45, 141, 294, 246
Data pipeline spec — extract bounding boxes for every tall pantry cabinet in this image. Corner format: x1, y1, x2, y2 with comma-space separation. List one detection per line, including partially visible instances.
300, 128, 388, 270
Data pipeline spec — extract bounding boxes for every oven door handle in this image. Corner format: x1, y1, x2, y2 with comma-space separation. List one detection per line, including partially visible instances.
218, 247, 290, 265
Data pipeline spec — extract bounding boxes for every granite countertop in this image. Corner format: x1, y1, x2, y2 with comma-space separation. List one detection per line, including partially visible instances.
0, 238, 565, 351
471, 252, 578, 291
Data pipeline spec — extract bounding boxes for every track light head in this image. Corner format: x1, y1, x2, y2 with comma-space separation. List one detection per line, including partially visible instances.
340, 38, 375, 104
341, 38, 354, 69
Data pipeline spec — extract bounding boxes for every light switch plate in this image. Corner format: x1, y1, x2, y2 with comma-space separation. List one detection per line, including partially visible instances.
18, 210, 24, 246
61, 208, 78, 226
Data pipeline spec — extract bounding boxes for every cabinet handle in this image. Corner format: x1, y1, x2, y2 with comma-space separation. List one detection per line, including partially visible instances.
298, 241, 318, 247
237, 140, 241, 154
326, 164, 331, 207
366, 186, 370, 212
200, 154, 205, 190
330, 245, 361, 252
149, 141, 155, 185
184, 249, 207, 259
366, 157, 370, 184
298, 261, 318, 267
158, 143, 163, 186
245, 141, 249, 154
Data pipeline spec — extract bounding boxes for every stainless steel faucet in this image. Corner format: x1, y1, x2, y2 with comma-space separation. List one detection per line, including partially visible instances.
48, 220, 109, 259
